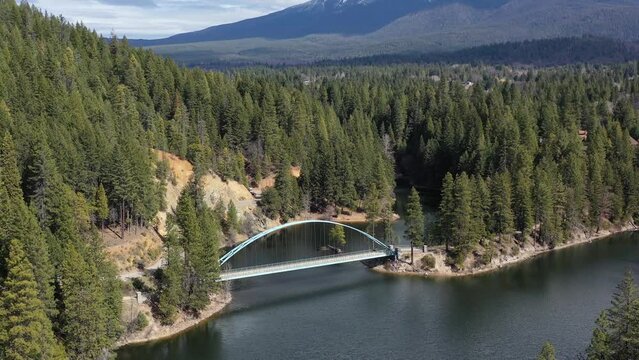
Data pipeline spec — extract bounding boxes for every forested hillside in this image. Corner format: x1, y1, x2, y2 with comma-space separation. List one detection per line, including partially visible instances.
323, 37, 639, 68
288, 62, 639, 264
0, 1, 393, 358
3, 0, 639, 357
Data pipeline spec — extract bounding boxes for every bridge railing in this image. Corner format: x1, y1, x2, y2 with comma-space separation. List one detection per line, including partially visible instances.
220, 249, 388, 276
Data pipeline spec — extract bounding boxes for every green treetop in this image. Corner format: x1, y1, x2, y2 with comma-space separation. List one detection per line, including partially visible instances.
405, 187, 425, 246
329, 225, 347, 247
0, 239, 66, 360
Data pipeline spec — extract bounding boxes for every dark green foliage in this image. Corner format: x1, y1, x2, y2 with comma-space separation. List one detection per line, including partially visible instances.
157, 230, 184, 325
59, 244, 110, 360
490, 172, 514, 235
133, 313, 149, 332
175, 187, 220, 314
94, 184, 109, 228
0, 240, 66, 360
586, 270, 639, 360
329, 225, 346, 247
537, 342, 556, 360
405, 187, 424, 246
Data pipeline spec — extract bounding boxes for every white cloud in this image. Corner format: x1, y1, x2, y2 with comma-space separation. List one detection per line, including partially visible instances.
30, 0, 303, 39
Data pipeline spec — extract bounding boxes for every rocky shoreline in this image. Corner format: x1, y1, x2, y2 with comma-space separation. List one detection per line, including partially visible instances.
116, 290, 232, 348
373, 223, 637, 279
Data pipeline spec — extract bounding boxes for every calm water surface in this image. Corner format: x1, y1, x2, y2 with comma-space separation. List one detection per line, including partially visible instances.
118, 231, 639, 360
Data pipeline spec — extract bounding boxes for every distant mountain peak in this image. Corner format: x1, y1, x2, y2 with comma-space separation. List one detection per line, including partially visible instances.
132, 0, 639, 65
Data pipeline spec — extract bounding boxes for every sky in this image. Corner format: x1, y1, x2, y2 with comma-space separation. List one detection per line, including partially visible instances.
31, 0, 303, 39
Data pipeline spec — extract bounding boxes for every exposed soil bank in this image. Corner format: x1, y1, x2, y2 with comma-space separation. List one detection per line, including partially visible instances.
116, 290, 232, 348
373, 223, 637, 278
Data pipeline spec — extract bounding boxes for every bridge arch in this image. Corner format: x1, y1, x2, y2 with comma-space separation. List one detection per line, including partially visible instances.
219, 220, 394, 267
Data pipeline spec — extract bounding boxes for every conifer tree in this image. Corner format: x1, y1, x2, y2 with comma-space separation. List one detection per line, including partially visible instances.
513, 168, 534, 234
537, 342, 556, 360
227, 200, 239, 234
606, 270, 639, 359
158, 229, 184, 325
0, 240, 66, 360
329, 225, 347, 247
94, 184, 109, 229
59, 245, 109, 360
405, 187, 425, 246
438, 173, 455, 251
490, 172, 514, 235
381, 201, 397, 245
451, 173, 475, 263
364, 184, 381, 235
587, 311, 612, 360
0, 132, 56, 317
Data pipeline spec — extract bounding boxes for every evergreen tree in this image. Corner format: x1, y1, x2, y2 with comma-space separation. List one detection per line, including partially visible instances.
450, 173, 475, 264
329, 225, 347, 247
0, 132, 56, 317
588, 311, 612, 360
438, 173, 455, 251
0, 240, 66, 360
364, 184, 381, 235
59, 245, 109, 360
537, 342, 556, 360
405, 187, 425, 246
381, 201, 397, 245
227, 200, 239, 234
94, 184, 109, 229
607, 270, 639, 359
175, 189, 219, 313
157, 230, 184, 325
490, 172, 514, 235
513, 168, 534, 234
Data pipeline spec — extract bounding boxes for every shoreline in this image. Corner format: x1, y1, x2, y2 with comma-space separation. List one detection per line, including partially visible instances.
116, 290, 232, 348
116, 224, 636, 349
373, 224, 637, 279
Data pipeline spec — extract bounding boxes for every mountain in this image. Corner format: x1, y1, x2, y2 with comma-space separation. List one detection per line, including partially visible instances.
132, 0, 639, 65
133, 0, 509, 46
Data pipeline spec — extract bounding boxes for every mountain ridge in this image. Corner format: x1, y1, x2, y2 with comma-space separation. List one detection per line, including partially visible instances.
132, 0, 639, 65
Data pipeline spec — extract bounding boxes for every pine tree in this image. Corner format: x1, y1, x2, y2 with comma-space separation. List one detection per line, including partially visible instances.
587, 311, 612, 360
176, 189, 219, 313
513, 168, 534, 234
490, 172, 514, 235
274, 159, 301, 222
537, 342, 556, 360
451, 173, 475, 264
405, 187, 425, 246
94, 184, 109, 229
606, 270, 639, 359
439, 173, 455, 251
59, 245, 109, 360
329, 225, 347, 247
227, 200, 239, 234
364, 183, 381, 235
0, 240, 66, 360
381, 201, 397, 245
158, 230, 184, 325
0, 132, 56, 317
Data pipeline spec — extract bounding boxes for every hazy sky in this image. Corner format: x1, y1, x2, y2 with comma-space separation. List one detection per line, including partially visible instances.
31, 0, 303, 39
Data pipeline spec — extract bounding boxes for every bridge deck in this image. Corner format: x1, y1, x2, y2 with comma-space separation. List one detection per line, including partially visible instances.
218, 250, 391, 282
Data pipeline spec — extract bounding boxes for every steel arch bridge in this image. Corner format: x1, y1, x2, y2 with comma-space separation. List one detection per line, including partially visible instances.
217, 220, 396, 282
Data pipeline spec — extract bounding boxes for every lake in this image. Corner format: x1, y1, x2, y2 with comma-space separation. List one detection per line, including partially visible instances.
117, 231, 639, 360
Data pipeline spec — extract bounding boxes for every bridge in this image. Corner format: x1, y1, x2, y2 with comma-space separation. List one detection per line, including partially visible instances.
217, 220, 396, 282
